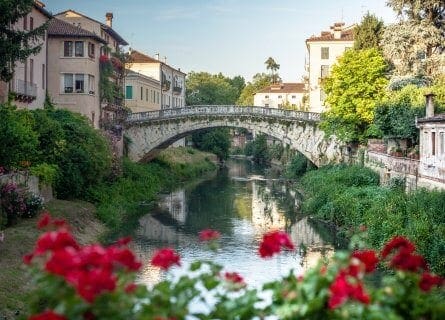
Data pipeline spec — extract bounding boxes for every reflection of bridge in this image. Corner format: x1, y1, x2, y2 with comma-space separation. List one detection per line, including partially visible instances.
125, 106, 346, 166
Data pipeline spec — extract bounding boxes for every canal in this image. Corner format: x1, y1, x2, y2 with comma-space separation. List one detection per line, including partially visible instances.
133, 159, 339, 287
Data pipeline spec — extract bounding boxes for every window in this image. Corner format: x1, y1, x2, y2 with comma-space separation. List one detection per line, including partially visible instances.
432, 132, 436, 156
75, 74, 85, 93
75, 41, 84, 57
157, 92, 160, 104
146, 88, 149, 101
23, 14, 28, 30
321, 47, 329, 59
64, 73, 74, 93
126, 86, 133, 99
88, 42, 95, 58
265, 95, 269, 99
278, 95, 282, 99
30, 17, 34, 30
440, 132, 445, 155
320, 89, 326, 101
292, 95, 296, 99
278, 103, 282, 108
88, 75, 95, 94
140, 87, 143, 100
64, 41, 73, 57
42, 64, 45, 90
30, 59, 34, 84
321, 65, 329, 78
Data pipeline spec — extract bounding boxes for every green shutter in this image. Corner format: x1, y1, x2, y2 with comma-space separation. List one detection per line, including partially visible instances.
126, 85, 133, 99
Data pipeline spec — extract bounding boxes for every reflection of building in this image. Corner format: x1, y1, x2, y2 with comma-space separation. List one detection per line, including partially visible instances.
254, 83, 306, 109
306, 22, 355, 113
0, 1, 51, 108
159, 190, 187, 224
251, 182, 286, 232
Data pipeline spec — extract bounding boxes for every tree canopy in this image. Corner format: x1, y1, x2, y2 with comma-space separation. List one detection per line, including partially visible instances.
185, 72, 243, 105
265, 57, 280, 84
383, 0, 445, 77
353, 12, 384, 50
321, 48, 388, 142
237, 73, 274, 106
0, 0, 47, 81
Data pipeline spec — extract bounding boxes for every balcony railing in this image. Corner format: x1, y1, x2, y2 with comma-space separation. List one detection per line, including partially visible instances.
162, 81, 171, 91
172, 86, 182, 94
12, 79, 37, 99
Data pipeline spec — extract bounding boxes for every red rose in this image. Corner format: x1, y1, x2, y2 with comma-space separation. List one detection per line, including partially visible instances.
125, 283, 138, 293
351, 250, 379, 273
151, 248, 181, 270
259, 230, 294, 258
381, 236, 415, 258
75, 269, 117, 303
199, 229, 221, 241
108, 246, 142, 271
419, 272, 443, 292
34, 230, 79, 255
328, 271, 370, 309
390, 248, 428, 272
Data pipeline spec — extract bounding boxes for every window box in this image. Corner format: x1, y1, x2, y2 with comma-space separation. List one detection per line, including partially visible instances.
64, 87, 73, 93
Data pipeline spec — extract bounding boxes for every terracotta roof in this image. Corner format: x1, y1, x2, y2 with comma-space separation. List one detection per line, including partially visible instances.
47, 18, 107, 44
256, 83, 307, 94
129, 50, 187, 75
306, 23, 355, 42
55, 9, 128, 45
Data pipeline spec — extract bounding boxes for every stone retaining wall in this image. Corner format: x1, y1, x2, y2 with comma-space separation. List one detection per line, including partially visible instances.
0, 172, 53, 203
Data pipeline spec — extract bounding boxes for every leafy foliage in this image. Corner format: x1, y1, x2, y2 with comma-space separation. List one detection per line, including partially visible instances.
0, 0, 47, 81
192, 128, 231, 160
285, 151, 315, 179
353, 12, 384, 50
321, 48, 389, 142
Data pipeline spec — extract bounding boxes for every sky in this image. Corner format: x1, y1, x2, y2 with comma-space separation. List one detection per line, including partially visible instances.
43, 0, 397, 83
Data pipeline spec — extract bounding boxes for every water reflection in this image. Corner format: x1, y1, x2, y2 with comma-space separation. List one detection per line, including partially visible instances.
134, 159, 335, 287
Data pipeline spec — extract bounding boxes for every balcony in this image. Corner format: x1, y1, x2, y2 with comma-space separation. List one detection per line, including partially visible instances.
12, 79, 37, 102
173, 86, 182, 95
162, 81, 171, 92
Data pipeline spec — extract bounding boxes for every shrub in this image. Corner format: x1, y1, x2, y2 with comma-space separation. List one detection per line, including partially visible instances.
29, 163, 58, 187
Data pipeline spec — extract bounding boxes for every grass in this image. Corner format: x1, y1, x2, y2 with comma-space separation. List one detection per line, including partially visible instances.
0, 199, 105, 319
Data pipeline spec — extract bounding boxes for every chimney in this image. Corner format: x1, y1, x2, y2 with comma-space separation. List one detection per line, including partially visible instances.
164, 56, 167, 64
331, 22, 344, 40
425, 92, 436, 117
105, 12, 113, 28
155, 53, 160, 61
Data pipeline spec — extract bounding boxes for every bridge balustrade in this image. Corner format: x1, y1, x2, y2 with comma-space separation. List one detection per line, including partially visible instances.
126, 106, 321, 123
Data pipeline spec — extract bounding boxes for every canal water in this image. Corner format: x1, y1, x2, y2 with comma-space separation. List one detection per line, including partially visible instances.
133, 159, 338, 288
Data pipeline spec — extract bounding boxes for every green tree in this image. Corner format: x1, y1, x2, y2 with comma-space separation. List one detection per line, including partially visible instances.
0, 104, 38, 167
321, 48, 388, 142
192, 128, 231, 160
237, 73, 274, 106
0, 0, 47, 81
353, 12, 384, 50
265, 57, 280, 84
251, 134, 270, 164
185, 72, 240, 105
383, 0, 445, 77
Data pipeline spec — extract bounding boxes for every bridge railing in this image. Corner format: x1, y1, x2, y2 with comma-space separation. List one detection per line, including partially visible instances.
126, 105, 321, 123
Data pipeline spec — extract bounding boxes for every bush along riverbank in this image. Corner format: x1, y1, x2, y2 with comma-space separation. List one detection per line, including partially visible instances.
300, 164, 445, 276
87, 147, 217, 239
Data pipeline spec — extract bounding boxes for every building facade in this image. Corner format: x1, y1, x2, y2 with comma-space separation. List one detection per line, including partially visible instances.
127, 50, 186, 109
48, 10, 128, 127
305, 22, 354, 113
0, 1, 51, 109
417, 95, 445, 189
253, 83, 306, 109
125, 70, 161, 113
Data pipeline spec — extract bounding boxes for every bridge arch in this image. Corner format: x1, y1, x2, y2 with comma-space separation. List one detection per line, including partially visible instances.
124, 106, 346, 166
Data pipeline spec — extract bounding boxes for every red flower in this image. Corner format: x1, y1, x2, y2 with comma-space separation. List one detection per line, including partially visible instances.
74, 269, 117, 303
259, 230, 294, 258
419, 272, 443, 292
199, 229, 221, 241
37, 212, 51, 229
151, 248, 181, 270
34, 230, 79, 255
116, 236, 132, 246
328, 271, 370, 309
381, 236, 415, 258
53, 219, 68, 228
23, 253, 34, 265
45, 247, 82, 277
108, 246, 142, 271
351, 250, 379, 273
79, 245, 112, 271
390, 248, 428, 272
29, 310, 66, 320
99, 55, 109, 63
125, 283, 138, 293
224, 272, 245, 284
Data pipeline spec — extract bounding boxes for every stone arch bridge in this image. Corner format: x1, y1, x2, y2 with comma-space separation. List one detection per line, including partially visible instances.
124, 105, 347, 166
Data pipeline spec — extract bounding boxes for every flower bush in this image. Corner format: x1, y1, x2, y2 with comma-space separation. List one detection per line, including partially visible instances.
25, 215, 444, 319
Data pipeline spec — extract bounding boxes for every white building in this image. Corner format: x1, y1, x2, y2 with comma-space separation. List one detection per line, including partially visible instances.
125, 71, 161, 113
305, 22, 355, 113
127, 50, 186, 109
0, 1, 51, 109
417, 94, 445, 190
254, 83, 306, 109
